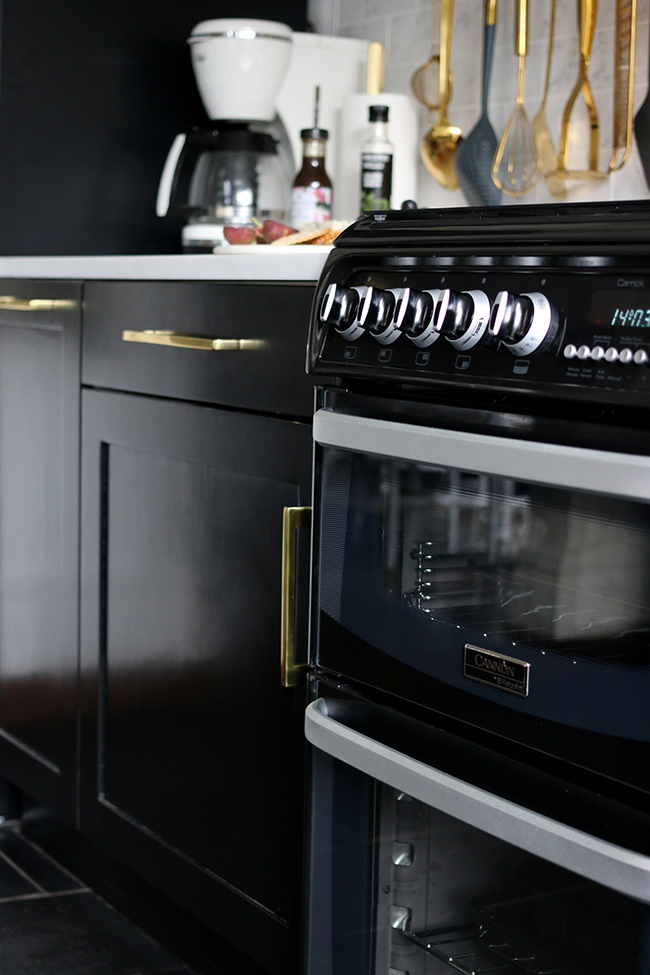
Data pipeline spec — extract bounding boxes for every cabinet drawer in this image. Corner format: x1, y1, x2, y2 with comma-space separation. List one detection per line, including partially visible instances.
82, 280, 317, 416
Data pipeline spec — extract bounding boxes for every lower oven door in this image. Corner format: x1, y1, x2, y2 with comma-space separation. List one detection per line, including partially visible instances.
313, 401, 650, 794
305, 691, 650, 975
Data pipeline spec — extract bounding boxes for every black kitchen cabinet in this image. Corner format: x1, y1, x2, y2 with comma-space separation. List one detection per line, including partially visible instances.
79, 281, 314, 973
0, 281, 81, 825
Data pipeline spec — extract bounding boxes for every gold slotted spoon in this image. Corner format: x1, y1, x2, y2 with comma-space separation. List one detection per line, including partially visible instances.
549, 0, 607, 182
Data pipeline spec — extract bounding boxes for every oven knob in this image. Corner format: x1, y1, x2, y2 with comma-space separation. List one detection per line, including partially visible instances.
394, 288, 440, 347
634, 349, 649, 365
358, 287, 400, 345
320, 283, 359, 327
319, 283, 365, 340
620, 348, 633, 364
434, 289, 491, 350
488, 291, 560, 357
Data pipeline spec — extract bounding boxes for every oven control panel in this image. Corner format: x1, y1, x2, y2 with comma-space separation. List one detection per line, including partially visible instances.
309, 262, 650, 401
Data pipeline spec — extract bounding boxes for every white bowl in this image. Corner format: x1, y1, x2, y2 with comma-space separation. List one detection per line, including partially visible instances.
188, 19, 292, 122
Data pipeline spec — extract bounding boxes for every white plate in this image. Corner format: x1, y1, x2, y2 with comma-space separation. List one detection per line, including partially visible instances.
217, 244, 334, 254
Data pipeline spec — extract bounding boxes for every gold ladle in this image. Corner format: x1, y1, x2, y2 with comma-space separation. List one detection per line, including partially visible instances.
492, 0, 539, 197
420, 0, 462, 189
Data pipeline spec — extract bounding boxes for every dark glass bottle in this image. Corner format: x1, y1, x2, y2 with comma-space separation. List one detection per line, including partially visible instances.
291, 127, 333, 226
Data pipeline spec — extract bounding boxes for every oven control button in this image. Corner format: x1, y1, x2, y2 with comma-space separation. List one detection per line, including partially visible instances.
489, 291, 559, 356
577, 345, 591, 360
319, 283, 365, 340
634, 349, 649, 365
605, 347, 619, 362
590, 345, 605, 361
358, 287, 400, 345
563, 344, 578, 359
619, 348, 634, 364
434, 289, 491, 350
394, 288, 440, 347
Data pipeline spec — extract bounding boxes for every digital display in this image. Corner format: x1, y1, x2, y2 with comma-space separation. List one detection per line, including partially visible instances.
589, 290, 650, 328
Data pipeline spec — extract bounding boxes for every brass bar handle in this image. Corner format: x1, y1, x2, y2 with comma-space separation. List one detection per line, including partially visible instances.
486, 0, 496, 27
281, 505, 311, 688
515, 0, 528, 58
0, 296, 77, 311
122, 330, 265, 351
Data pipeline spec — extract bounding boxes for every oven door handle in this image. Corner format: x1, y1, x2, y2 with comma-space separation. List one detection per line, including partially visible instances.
306, 698, 650, 904
313, 409, 650, 502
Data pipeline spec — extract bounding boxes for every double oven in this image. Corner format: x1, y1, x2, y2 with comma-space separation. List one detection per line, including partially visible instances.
302, 203, 650, 975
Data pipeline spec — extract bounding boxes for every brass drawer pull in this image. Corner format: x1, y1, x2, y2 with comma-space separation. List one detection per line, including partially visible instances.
281, 505, 311, 688
122, 330, 265, 351
0, 296, 77, 311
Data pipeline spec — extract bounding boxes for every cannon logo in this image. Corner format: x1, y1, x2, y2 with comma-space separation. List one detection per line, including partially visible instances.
463, 645, 530, 697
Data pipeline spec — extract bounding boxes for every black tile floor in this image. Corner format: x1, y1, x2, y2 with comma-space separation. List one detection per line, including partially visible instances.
0, 821, 197, 975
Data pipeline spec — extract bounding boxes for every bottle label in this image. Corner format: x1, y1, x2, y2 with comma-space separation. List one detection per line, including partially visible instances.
291, 186, 333, 226
361, 153, 392, 211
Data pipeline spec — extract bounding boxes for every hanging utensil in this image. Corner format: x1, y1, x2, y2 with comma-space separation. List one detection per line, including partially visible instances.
420, 0, 462, 189
609, 0, 637, 171
411, 0, 444, 113
549, 0, 607, 182
532, 0, 566, 199
633, 16, 650, 187
492, 0, 539, 197
455, 0, 501, 206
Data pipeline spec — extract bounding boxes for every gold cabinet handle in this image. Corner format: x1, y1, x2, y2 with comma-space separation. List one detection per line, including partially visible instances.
122, 330, 265, 351
0, 296, 77, 310
281, 505, 311, 687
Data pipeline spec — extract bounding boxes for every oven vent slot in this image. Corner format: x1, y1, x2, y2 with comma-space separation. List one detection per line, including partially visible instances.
403, 919, 570, 975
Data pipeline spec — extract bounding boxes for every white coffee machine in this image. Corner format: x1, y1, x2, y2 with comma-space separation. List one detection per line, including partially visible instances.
156, 20, 370, 251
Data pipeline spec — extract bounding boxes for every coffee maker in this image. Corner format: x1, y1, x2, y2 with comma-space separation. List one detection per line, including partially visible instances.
156, 19, 295, 252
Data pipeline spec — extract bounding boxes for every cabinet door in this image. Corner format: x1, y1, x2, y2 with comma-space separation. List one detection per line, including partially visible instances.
0, 280, 80, 824
80, 389, 312, 974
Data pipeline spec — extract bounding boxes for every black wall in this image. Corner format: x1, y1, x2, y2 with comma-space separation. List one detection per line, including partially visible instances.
0, 0, 308, 255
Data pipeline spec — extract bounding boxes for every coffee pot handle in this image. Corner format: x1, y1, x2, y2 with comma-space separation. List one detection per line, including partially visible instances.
156, 133, 186, 217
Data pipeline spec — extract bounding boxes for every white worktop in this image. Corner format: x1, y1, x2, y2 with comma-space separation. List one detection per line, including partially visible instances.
0, 248, 331, 281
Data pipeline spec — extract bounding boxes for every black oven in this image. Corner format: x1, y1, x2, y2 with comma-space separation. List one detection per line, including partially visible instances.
303, 202, 650, 975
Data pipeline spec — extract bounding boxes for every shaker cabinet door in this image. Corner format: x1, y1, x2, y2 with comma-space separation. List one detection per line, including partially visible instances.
0, 280, 80, 824
80, 389, 311, 974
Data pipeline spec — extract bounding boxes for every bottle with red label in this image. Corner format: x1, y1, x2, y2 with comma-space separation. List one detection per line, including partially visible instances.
291, 87, 333, 226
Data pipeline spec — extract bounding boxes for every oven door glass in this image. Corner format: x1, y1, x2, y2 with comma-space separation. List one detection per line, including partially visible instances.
306, 697, 650, 975
315, 413, 650, 792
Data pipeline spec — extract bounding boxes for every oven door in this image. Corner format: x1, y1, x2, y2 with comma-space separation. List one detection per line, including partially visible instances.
305, 687, 650, 975
312, 398, 650, 795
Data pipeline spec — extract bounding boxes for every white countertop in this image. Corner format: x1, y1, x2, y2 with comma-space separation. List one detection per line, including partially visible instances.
0, 248, 331, 282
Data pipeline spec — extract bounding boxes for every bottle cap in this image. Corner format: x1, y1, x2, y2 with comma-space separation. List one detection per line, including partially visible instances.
301, 127, 329, 140
369, 105, 389, 123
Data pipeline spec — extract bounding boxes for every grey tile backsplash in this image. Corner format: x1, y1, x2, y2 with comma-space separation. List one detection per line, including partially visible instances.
307, 0, 650, 207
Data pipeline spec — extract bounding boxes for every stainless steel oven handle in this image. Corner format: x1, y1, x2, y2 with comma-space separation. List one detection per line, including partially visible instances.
306, 698, 650, 904
313, 409, 650, 502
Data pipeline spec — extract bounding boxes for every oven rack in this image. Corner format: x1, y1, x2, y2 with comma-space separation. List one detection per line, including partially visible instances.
403, 919, 568, 975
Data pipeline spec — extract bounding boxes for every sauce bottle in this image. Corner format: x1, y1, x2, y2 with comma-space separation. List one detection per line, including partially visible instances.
360, 105, 393, 212
291, 87, 333, 226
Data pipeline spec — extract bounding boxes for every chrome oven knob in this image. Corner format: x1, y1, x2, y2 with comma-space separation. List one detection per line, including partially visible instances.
319, 283, 365, 340
434, 289, 491, 350
394, 288, 440, 348
489, 290, 560, 356
358, 287, 400, 345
